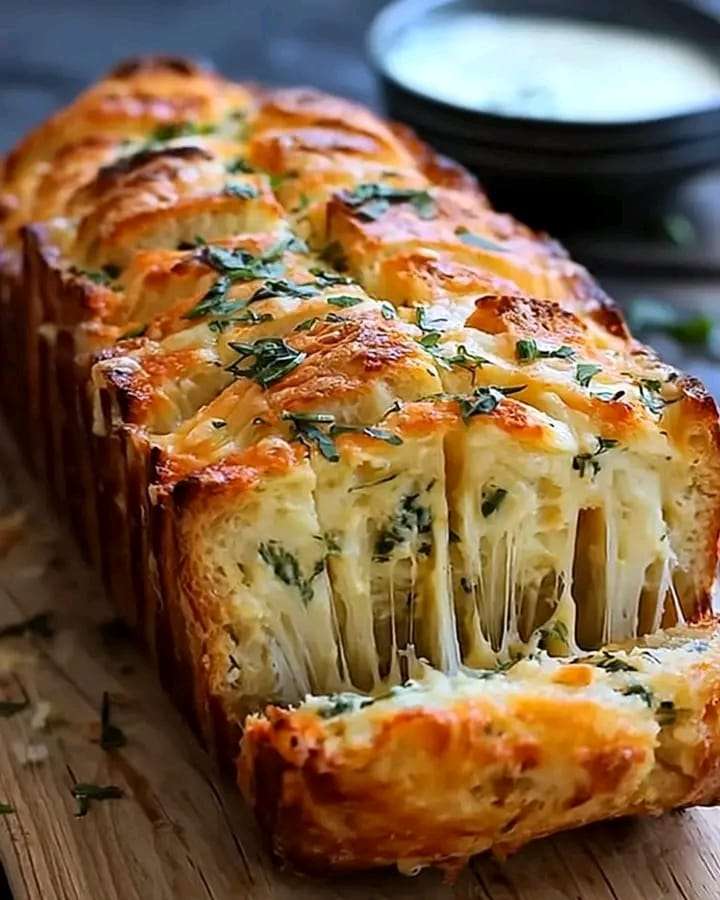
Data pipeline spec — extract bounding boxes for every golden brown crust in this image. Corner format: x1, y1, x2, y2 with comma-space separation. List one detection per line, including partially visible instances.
240, 621, 720, 874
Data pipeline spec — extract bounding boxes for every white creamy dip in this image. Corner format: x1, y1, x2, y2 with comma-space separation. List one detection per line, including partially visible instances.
383, 10, 720, 122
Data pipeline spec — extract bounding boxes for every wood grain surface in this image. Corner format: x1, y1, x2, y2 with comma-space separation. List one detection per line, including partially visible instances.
1, 419, 719, 900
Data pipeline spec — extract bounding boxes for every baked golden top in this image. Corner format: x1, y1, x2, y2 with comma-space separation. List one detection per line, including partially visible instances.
2, 57, 719, 708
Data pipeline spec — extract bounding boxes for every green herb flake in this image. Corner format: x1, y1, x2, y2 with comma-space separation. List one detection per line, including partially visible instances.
348, 472, 399, 493
258, 541, 323, 605
223, 183, 259, 200
374, 493, 433, 562
226, 338, 306, 387
200, 243, 286, 281
249, 278, 317, 302
572, 436, 619, 478
282, 411, 339, 462
341, 183, 437, 221
516, 338, 574, 363
481, 487, 508, 518
331, 423, 403, 446
71, 783, 124, 818
317, 693, 374, 718
539, 619, 569, 649
637, 378, 677, 415
457, 385, 526, 420
454, 226, 506, 253
623, 683, 653, 707
226, 157, 254, 174
575, 363, 602, 388
148, 122, 215, 144
294, 316, 319, 332
327, 294, 362, 308
99, 691, 126, 751
309, 268, 355, 288
585, 651, 637, 673
415, 306, 447, 333
282, 411, 402, 461
380, 301, 396, 320
442, 344, 489, 371
0, 802, 14, 815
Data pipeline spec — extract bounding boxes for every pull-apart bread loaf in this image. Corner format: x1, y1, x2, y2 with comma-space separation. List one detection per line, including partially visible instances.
2, 57, 720, 875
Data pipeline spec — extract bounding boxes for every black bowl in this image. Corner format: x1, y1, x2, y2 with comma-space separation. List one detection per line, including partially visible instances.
368, 0, 720, 227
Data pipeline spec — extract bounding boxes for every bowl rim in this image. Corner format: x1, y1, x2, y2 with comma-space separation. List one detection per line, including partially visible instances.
367, 0, 720, 134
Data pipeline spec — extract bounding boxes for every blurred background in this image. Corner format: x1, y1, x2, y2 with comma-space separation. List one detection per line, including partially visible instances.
0, 0, 718, 394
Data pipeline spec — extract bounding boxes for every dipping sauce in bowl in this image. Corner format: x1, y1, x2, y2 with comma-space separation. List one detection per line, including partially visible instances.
382, 7, 720, 123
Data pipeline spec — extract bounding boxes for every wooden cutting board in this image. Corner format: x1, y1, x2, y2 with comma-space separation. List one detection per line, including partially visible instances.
0, 420, 718, 900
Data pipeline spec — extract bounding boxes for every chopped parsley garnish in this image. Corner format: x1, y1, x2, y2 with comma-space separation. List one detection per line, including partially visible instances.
454, 226, 506, 252
481, 487, 507, 518
223, 183, 259, 200
184, 240, 297, 321
348, 472, 399, 493
207, 308, 273, 333
327, 294, 362, 308
341, 183, 436, 221
294, 316, 319, 332
575, 363, 602, 387
418, 331, 442, 350
282, 411, 402, 462
332, 422, 403, 445
249, 278, 317, 302
572, 436, 619, 478
0, 803, 14, 815
623, 684, 653, 707
0, 612, 54, 640
147, 121, 215, 144
415, 306, 447, 333
594, 389, 626, 403
99, 691, 126, 751
584, 651, 637, 673
637, 378, 677, 415
199, 243, 286, 281
226, 338, 305, 387
380, 301, 396, 320
539, 619, 569, 649
442, 344, 489, 371
309, 268, 354, 288
71, 783, 124, 818
282, 412, 338, 461
226, 157, 254, 174
374, 493, 433, 561
185, 275, 236, 320
457, 385, 526, 420
516, 339, 574, 363
317, 693, 374, 718
258, 541, 323, 605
